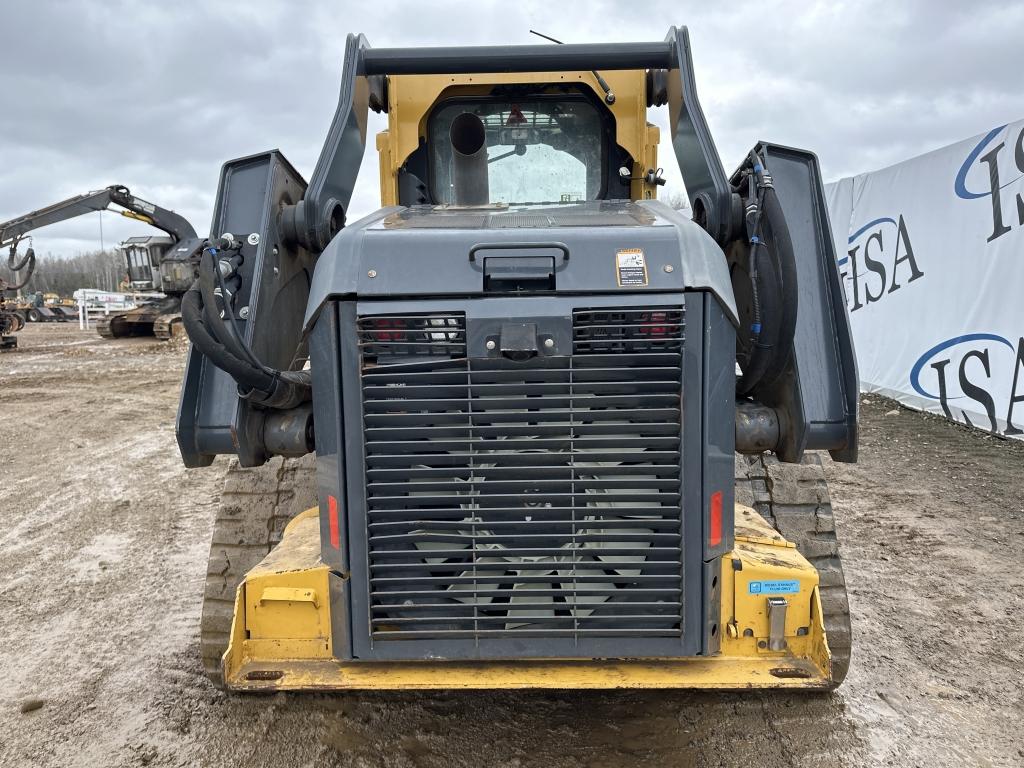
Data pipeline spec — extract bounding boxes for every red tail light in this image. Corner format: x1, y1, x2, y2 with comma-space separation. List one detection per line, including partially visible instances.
369, 317, 405, 342
328, 495, 341, 549
709, 491, 723, 547
639, 311, 669, 337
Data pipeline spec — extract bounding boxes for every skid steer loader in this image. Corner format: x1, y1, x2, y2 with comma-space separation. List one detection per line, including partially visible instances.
177, 27, 858, 691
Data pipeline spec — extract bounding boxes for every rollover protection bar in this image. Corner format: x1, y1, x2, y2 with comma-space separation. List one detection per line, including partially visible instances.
361, 41, 675, 75
283, 26, 735, 254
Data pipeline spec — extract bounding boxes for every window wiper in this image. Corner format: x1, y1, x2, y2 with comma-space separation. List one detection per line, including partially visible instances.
488, 145, 528, 164
528, 30, 615, 104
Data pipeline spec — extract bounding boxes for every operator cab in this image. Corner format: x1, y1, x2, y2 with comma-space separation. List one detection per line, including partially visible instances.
377, 73, 664, 208
120, 235, 173, 291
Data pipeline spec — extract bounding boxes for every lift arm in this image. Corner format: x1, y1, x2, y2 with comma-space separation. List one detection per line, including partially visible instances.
0, 184, 198, 250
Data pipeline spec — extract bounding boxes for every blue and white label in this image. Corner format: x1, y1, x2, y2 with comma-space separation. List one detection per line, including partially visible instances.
748, 579, 800, 595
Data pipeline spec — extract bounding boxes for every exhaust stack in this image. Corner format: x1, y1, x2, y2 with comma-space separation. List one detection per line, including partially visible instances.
449, 112, 489, 206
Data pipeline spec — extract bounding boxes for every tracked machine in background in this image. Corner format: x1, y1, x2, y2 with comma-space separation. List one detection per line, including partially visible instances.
1, 237, 35, 349
0, 185, 205, 340
177, 28, 858, 691
10, 291, 78, 323
0, 302, 26, 350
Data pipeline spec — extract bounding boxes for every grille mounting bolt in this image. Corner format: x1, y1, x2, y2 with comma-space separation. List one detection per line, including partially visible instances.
485, 339, 496, 351
247, 233, 261, 246
663, 264, 674, 273
367, 269, 377, 278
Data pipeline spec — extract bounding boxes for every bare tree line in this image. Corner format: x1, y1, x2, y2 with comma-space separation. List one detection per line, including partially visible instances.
662, 188, 691, 213
1, 249, 126, 297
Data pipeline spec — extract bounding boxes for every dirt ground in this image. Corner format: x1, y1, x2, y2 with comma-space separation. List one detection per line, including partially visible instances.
1, 323, 1023, 768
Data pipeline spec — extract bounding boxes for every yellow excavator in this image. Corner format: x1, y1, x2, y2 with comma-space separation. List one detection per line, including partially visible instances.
177, 27, 858, 692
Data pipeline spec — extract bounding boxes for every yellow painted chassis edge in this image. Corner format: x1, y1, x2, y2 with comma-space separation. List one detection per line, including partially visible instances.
222, 506, 833, 691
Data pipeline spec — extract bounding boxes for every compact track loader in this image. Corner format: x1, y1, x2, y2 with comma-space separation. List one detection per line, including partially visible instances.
177, 27, 858, 691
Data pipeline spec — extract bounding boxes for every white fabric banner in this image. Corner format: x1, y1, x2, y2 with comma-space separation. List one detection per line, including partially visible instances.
825, 119, 1024, 439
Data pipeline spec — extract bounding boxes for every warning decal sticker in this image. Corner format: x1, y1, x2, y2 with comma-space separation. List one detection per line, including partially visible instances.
747, 580, 801, 595
615, 248, 648, 287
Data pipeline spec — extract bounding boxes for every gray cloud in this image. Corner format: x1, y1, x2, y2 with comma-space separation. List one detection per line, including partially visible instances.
1, 0, 1020, 257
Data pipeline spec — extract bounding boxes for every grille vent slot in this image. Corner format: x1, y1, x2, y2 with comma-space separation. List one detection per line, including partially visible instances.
573, 308, 684, 354
356, 306, 685, 652
358, 313, 466, 363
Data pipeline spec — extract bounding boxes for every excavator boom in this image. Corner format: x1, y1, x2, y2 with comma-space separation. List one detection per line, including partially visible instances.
0, 184, 197, 248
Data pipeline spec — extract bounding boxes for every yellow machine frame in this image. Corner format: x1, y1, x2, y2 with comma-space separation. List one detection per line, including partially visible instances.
375, 70, 662, 206
222, 506, 833, 691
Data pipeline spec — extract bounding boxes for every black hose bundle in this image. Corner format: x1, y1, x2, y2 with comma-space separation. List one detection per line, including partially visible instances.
736, 153, 798, 396
5, 240, 36, 291
181, 243, 310, 409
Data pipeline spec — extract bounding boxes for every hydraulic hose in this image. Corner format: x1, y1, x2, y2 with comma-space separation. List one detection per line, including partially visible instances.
213, 253, 271, 374
744, 170, 766, 343
8, 241, 34, 271
5, 242, 36, 290
759, 181, 798, 384
181, 248, 311, 409
198, 248, 267, 374
181, 285, 274, 393
737, 155, 799, 396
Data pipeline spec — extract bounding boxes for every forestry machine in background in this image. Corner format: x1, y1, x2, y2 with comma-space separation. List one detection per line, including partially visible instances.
0, 185, 205, 340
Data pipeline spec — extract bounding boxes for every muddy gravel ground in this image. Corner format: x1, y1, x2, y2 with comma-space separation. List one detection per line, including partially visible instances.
1, 324, 1023, 768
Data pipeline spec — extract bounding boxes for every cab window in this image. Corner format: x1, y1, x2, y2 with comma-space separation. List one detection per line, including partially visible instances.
429, 97, 605, 205
126, 246, 153, 283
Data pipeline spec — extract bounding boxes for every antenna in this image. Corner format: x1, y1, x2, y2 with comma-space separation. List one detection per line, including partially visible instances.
528, 30, 615, 104
528, 29, 563, 45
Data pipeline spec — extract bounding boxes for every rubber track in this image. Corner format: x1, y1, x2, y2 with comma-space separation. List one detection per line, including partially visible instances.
153, 312, 182, 341
736, 452, 852, 686
94, 317, 116, 339
200, 454, 317, 685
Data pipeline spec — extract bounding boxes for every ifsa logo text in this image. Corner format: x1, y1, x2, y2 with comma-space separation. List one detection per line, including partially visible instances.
954, 123, 1024, 243
839, 215, 924, 312
910, 333, 1024, 436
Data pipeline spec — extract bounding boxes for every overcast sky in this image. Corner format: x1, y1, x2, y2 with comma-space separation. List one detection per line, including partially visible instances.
1, 0, 1020, 257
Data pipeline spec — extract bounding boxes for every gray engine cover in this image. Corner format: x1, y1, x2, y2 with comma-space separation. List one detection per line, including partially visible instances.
303, 200, 737, 329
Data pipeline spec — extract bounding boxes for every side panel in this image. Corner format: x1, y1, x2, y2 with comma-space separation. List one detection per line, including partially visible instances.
309, 304, 354, 660
702, 295, 736, 653
680, 293, 705, 653
176, 151, 310, 467
310, 307, 345, 572
703, 295, 737, 560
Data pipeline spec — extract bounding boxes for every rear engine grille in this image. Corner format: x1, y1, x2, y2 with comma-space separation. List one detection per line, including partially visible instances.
358, 306, 685, 647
